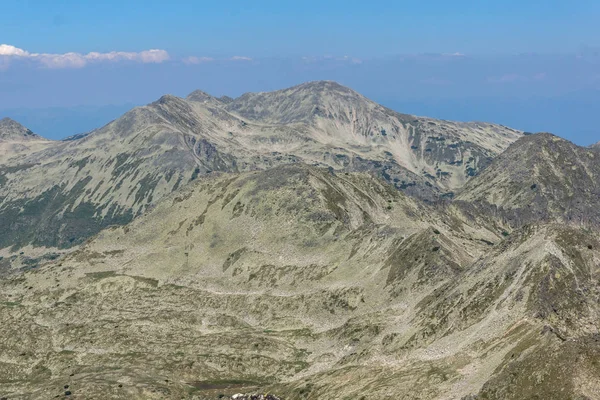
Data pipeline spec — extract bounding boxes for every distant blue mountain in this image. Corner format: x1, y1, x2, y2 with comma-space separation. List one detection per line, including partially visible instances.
0, 104, 136, 140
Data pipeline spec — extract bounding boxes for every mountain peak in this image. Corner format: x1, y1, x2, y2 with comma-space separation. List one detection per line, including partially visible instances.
186, 89, 218, 103
154, 94, 182, 104
509, 131, 573, 153
225, 81, 371, 124
0, 117, 24, 129
218, 95, 234, 104
270, 80, 363, 101
292, 80, 357, 93
0, 117, 42, 141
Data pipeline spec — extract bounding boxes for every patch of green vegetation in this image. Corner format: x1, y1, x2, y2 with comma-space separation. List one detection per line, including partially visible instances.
223, 247, 248, 272
110, 153, 132, 174
188, 378, 264, 391
398, 181, 416, 189
85, 271, 118, 280
0, 163, 38, 174
130, 275, 159, 287
0, 177, 135, 250
190, 167, 201, 181
69, 155, 92, 172
133, 174, 160, 206
319, 180, 349, 224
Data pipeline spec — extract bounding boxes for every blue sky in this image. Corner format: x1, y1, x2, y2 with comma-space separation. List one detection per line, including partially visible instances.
3, 0, 599, 56
1, 0, 599, 144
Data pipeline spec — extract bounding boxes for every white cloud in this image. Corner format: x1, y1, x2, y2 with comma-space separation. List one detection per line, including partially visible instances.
37, 53, 88, 68
0, 44, 29, 56
0, 44, 169, 68
183, 56, 215, 65
230, 56, 252, 61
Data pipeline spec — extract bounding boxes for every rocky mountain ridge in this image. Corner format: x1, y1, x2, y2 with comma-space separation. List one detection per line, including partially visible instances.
0, 82, 520, 253
456, 132, 600, 228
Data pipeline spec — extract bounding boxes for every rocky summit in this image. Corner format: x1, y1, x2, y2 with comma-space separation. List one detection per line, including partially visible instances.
0, 82, 598, 400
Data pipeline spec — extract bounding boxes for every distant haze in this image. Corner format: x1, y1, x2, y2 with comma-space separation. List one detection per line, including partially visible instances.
0, 105, 135, 140
1, 54, 598, 145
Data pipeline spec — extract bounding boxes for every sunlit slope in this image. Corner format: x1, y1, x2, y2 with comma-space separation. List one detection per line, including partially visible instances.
3, 165, 597, 399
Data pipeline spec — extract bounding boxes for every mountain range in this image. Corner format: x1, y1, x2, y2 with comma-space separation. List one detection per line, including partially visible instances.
0, 82, 598, 400
0, 81, 521, 251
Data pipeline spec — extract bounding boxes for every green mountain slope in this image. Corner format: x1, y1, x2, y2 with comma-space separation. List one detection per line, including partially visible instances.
1, 164, 597, 399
